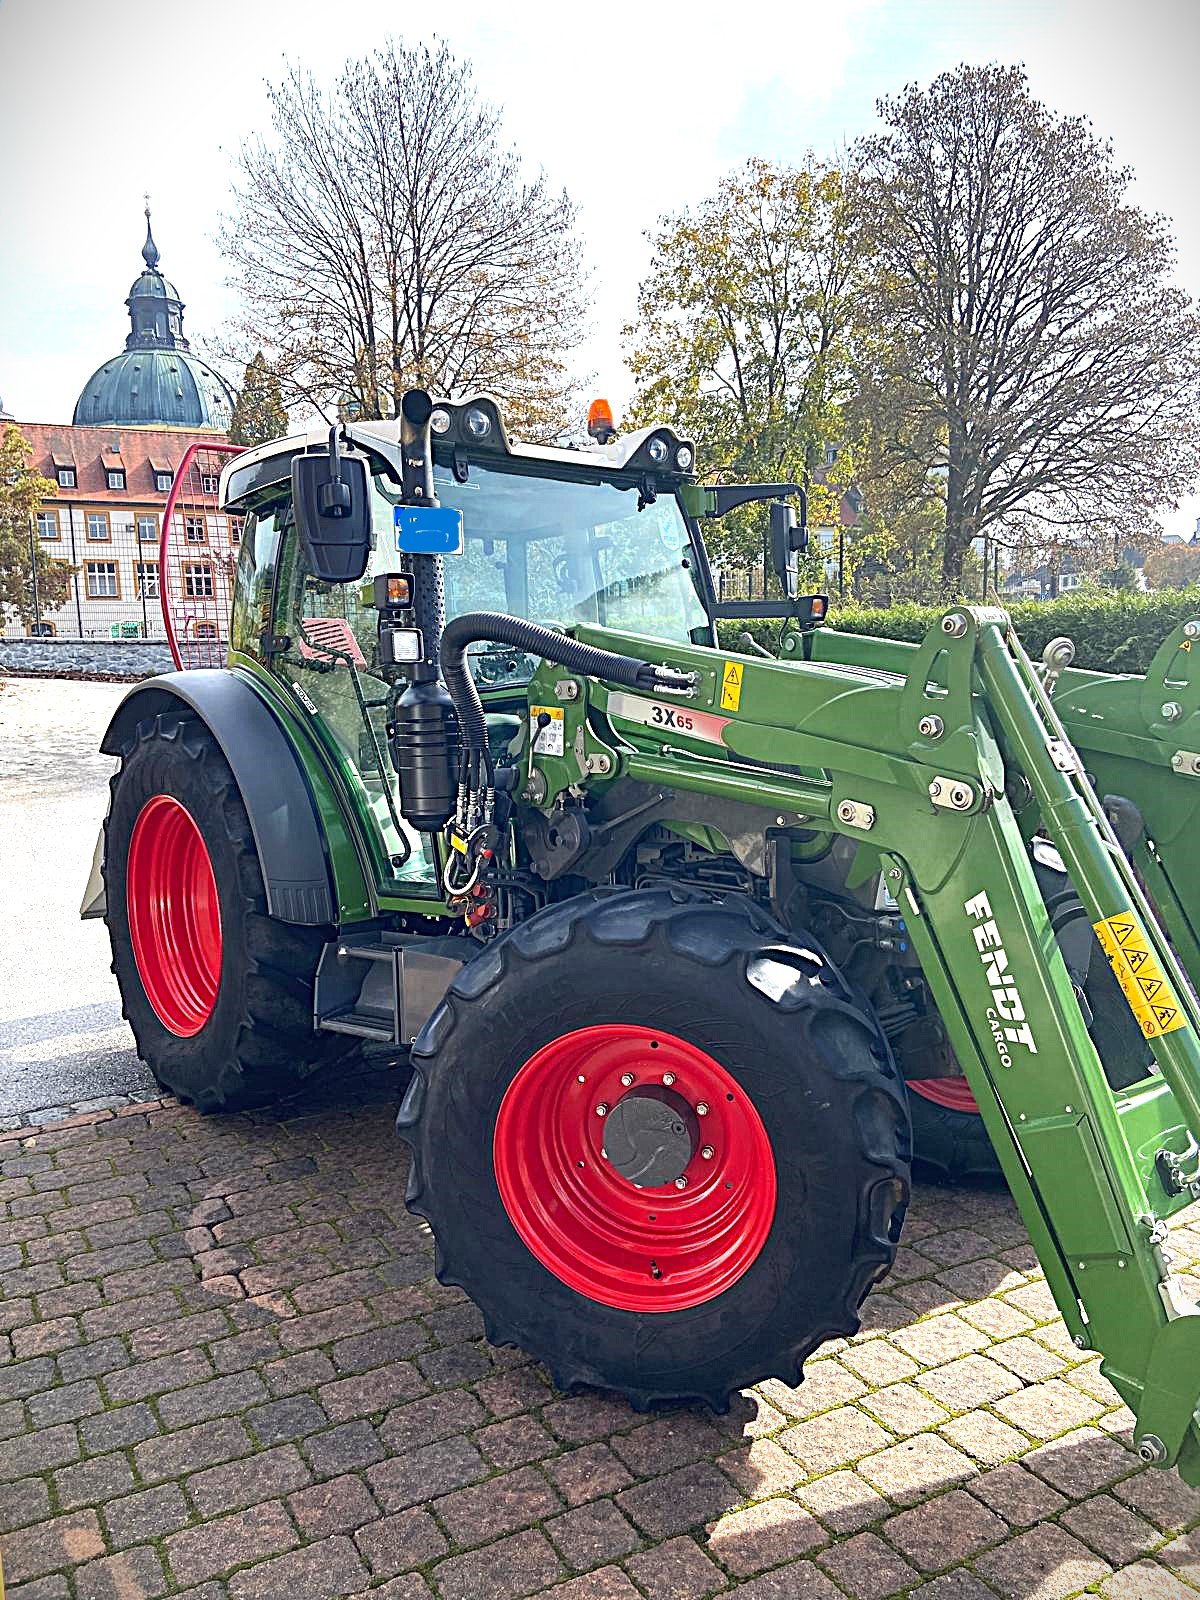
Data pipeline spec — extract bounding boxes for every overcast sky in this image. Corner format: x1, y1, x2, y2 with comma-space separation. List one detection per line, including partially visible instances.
1, 0, 1198, 537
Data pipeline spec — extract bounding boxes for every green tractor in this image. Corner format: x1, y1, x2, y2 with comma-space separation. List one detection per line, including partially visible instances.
86, 390, 1200, 1479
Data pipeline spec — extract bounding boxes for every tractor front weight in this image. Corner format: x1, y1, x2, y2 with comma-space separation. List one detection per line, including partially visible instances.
524, 606, 1200, 1479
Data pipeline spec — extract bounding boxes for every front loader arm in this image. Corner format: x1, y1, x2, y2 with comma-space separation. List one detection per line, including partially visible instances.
522, 607, 1200, 1480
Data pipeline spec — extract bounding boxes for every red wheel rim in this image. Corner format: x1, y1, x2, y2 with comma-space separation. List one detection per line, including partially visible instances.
908, 1077, 980, 1114
493, 1024, 777, 1312
126, 795, 222, 1038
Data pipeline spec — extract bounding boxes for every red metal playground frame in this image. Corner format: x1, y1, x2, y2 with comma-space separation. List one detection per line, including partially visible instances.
158, 440, 243, 669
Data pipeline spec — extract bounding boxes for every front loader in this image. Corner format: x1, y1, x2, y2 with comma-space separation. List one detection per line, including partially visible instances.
86, 389, 1200, 1480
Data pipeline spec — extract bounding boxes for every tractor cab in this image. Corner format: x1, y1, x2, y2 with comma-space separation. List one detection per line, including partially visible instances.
221, 397, 806, 900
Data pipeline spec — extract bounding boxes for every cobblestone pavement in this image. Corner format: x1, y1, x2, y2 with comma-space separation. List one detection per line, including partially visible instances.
3, 1069, 1199, 1600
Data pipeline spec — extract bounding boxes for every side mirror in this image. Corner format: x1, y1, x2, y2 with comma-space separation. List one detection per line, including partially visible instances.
291, 430, 372, 584
769, 501, 808, 599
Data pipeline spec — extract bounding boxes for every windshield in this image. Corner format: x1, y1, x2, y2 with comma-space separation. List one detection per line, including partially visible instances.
370, 457, 711, 653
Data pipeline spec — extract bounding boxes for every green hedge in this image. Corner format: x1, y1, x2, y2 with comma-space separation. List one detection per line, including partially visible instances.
717, 588, 1200, 676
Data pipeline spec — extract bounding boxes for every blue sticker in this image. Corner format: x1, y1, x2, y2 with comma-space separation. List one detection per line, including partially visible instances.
394, 504, 464, 555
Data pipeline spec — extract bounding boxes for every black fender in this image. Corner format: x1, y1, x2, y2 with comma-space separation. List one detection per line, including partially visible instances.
100, 670, 336, 926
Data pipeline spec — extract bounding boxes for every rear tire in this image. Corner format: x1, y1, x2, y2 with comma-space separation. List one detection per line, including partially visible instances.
104, 710, 354, 1111
908, 1087, 1002, 1185
399, 889, 910, 1410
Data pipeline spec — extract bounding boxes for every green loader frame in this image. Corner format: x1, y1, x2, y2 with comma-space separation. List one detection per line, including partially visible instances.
534, 604, 1200, 1478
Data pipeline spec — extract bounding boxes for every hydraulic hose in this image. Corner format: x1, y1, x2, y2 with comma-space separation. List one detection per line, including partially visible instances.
440, 612, 695, 760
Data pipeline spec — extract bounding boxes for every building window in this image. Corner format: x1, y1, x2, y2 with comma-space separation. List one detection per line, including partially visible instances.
27, 620, 56, 636
155, 471, 173, 493
86, 511, 110, 541
137, 514, 158, 543
36, 510, 60, 540
200, 474, 219, 494
56, 467, 76, 489
183, 562, 214, 597
184, 515, 207, 543
106, 469, 126, 491
229, 517, 243, 546
85, 561, 120, 598
135, 562, 160, 599
194, 620, 219, 639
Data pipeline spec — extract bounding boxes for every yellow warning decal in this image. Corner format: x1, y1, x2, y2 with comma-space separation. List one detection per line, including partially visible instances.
720, 660, 744, 712
1093, 911, 1189, 1039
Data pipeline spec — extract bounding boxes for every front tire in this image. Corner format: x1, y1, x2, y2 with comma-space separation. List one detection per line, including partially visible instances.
399, 889, 911, 1410
104, 709, 353, 1111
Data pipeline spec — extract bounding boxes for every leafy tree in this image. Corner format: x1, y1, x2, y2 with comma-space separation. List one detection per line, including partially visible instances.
0, 425, 72, 627
1098, 560, 1140, 591
625, 158, 861, 575
855, 64, 1200, 593
1144, 542, 1200, 590
220, 39, 587, 439
228, 352, 289, 447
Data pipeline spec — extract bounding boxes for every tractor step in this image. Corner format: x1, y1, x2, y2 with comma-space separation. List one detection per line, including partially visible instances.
314, 933, 468, 1048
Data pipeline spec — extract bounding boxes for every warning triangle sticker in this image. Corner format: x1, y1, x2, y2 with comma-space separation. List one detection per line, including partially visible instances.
1155, 1006, 1178, 1027
724, 663, 742, 685
1126, 948, 1149, 971
1110, 921, 1138, 945
1139, 977, 1163, 1000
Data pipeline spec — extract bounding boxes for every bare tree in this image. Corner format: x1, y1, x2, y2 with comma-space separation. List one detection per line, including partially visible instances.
855, 64, 1200, 591
220, 40, 587, 438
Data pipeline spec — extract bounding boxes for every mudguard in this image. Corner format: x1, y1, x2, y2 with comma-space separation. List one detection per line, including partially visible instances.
97, 670, 336, 926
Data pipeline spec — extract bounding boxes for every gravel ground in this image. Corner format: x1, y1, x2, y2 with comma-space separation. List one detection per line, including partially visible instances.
0, 677, 157, 1123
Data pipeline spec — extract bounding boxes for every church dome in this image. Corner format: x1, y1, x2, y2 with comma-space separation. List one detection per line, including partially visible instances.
72, 207, 234, 431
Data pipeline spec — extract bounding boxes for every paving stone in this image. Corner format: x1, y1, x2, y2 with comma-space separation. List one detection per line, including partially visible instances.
1101, 1562, 1195, 1599
532, 1571, 641, 1600
1159, 1528, 1200, 1582
475, 1367, 553, 1419
918, 1355, 1022, 1412
795, 1468, 891, 1532
706, 1496, 826, 1575
542, 1393, 635, 1444
969, 1462, 1068, 1526
892, 1315, 991, 1367
365, 1579, 432, 1600
437, 1464, 564, 1548
858, 1434, 977, 1506
907, 1574, 1003, 1600
167, 1500, 300, 1585
993, 1380, 1107, 1440
616, 1461, 740, 1539
81, 1401, 161, 1453
1114, 1469, 1200, 1532
1060, 1493, 1159, 1566
478, 1414, 559, 1467
2, 1510, 106, 1584
288, 1472, 380, 1539
318, 1360, 425, 1421
58, 1337, 130, 1383
27, 1376, 103, 1427
74, 1545, 168, 1600
724, 1565, 845, 1600
840, 1342, 920, 1386
378, 1388, 487, 1453
356, 1507, 448, 1575
818, 1531, 921, 1599
226, 1535, 370, 1600
262, 1350, 336, 1396
104, 1348, 213, 1404
103, 1483, 193, 1548
0, 1475, 52, 1534
54, 1450, 137, 1508
434, 1528, 564, 1600
782, 1406, 893, 1471
990, 1336, 1067, 1382
720, 1435, 807, 1496
609, 1413, 725, 1476
861, 1382, 950, 1437
544, 1443, 635, 1508
0, 1421, 80, 1481
975, 1522, 1112, 1599
157, 1369, 269, 1428
935, 1411, 1026, 1467
5, 1578, 72, 1600
623, 1535, 725, 1600
245, 1393, 329, 1446
367, 1434, 488, 1512
187, 1443, 312, 1516
883, 1489, 1007, 1570
416, 1339, 491, 1387
760, 1360, 867, 1419
1023, 1427, 1137, 1498
545, 1500, 642, 1572
135, 1417, 252, 1483
301, 1418, 385, 1475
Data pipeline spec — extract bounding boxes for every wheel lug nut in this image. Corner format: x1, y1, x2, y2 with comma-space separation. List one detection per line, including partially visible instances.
674, 1176, 688, 1189
701, 1145, 714, 1159
695, 1101, 709, 1116
595, 1103, 608, 1116
662, 1072, 676, 1086
620, 1072, 634, 1086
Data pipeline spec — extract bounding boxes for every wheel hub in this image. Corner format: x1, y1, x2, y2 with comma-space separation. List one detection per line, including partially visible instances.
126, 794, 222, 1038
492, 1024, 777, 1311
603, 1087, 698, 1187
